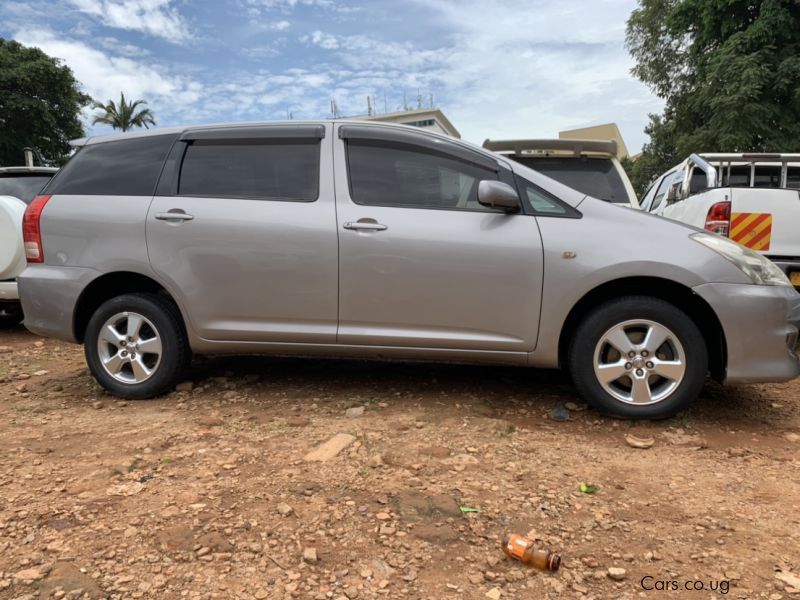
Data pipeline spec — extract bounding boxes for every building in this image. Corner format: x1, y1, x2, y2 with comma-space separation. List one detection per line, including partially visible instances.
349, 108, 461, 139
559, 123, 629, 159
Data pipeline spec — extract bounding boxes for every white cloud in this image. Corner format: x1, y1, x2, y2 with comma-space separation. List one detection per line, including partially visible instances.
303, 31, 446, 72
8, 1, 661, 153
299, 1, 661, 152
245, 0, 338, 12
408, 0, 661, 152
68, 0, 192, 43
11, 28, 370, 131
305, 30, 338, 50
14, 28, 202, 119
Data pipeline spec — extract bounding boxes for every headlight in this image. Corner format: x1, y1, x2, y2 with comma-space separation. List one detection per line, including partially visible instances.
691, 232, 792, 286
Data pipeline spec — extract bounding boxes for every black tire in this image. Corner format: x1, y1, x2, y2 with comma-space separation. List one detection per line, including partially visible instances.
84, 293, 190, 399
0, 303, 23, 329
568, 296, 707, 419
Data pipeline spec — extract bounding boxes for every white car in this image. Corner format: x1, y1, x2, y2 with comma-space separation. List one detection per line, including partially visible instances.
483, 138, 639, 208
0, 166, 58, 327
639, 153, 800, 289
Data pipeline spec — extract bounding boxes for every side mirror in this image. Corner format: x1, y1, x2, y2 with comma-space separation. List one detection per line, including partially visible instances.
478, 180, 521, 213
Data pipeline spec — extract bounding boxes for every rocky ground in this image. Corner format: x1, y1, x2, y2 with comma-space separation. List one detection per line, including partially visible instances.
1, 326, 800, 600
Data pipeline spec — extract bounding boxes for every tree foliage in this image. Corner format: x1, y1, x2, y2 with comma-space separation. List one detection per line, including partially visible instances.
626, 0, 800, 194
0, 38, 91, 166
91, 93, 156, 132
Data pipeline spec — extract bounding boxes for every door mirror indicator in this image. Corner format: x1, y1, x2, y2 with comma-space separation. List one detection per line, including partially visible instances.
477, 180, 521, 213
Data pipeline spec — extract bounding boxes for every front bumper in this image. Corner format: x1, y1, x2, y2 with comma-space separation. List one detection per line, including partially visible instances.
0, 280, 19, 301
693, 283, 800, 384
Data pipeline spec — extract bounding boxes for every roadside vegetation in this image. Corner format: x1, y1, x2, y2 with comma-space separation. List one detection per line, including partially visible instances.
624, 0, 800, 194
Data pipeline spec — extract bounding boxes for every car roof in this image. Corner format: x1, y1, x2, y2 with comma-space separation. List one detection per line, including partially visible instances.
69, 120, 512, 174
71, 119, 472, 149
0, 166, 59, 175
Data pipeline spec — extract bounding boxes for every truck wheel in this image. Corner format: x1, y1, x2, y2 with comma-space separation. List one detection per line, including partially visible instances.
84, 293, 190, 399
568, 296, 707, 419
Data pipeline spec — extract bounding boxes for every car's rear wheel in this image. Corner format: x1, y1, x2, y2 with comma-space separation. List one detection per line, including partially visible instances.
84, 293, 189, 399
568, 296, 707, 419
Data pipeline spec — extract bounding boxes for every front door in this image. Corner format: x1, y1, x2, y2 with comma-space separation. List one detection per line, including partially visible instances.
147, 124, 338, 343
334, 124, 544, 352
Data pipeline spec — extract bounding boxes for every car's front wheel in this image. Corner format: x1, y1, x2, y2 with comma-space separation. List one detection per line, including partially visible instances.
568, 296, 707, 419
84, 293, 190, 399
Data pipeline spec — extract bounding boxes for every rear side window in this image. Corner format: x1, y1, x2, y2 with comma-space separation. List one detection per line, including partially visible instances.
787, 167, 800, 189
753, 166, 781, 188
46, 134, 175, 196
178, 140, 319, 201
724, 165, 751, 187
346, 140, 498, 211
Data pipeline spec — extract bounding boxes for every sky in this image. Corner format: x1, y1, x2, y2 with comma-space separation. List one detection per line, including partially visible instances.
1, 0, 663, 153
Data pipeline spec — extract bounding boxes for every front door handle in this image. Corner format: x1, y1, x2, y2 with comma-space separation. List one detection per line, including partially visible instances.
155, 211, 194, 222
343, 220, 387, 231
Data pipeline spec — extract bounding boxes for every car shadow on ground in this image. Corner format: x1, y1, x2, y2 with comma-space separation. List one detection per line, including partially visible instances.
182, 353, 793, 432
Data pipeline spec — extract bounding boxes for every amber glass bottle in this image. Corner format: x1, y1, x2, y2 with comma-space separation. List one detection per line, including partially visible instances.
502, 533, 561, 572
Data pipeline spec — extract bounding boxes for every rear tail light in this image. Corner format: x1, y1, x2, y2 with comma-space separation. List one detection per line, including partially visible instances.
704, 201, 731, 236
22, 194, 52, 263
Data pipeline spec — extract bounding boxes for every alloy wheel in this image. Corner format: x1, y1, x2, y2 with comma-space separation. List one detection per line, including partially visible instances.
96, 311, 163, 384
592, 319, 686, 405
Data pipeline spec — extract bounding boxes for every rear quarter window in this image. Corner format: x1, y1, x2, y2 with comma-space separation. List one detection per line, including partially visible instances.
45, 134, 176, 196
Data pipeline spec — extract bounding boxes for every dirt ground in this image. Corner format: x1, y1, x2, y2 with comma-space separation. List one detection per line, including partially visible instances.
1, 326, 799, 600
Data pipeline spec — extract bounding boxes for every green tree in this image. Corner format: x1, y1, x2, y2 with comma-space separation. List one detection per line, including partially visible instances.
0, 38, 91, 165
91, 92, 156, 132
627, 114, 680, 196
626, 0, 800, 192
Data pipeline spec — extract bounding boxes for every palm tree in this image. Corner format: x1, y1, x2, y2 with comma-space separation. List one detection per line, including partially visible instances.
91, 92, 156, 132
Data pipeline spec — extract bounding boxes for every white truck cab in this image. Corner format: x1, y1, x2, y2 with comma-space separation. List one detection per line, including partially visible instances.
482, 138, 639, 208
640, 153, 800, 289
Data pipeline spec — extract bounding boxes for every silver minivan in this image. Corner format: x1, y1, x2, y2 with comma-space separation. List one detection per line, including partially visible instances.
18, 121, 800, 418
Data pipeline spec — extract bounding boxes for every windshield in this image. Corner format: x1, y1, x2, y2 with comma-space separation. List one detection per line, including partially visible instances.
0, 175, 53, 204
511, 156, 631, 204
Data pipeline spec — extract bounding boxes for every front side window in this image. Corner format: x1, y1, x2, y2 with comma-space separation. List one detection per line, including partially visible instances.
650, 171, 675, 211
346, 140, 498, 211
178, 139, 320, 201
639, 179, 659, 211
514, 176, 571, 216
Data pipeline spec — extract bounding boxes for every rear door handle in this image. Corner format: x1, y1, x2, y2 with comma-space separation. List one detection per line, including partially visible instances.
343, 221, 387, 231
155, 211, 194, 221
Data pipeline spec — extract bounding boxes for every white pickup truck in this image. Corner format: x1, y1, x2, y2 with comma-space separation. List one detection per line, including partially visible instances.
640, 153, 800, 289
